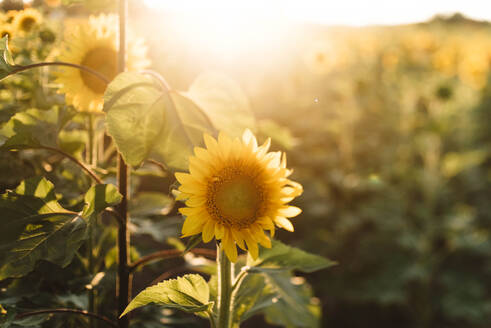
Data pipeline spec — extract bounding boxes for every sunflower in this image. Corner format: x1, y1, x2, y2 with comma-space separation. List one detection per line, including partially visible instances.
55, 14, 149, 112
0, 24, 13, 40
176, 130, 303, 262
13, 8, 42, 35
5, 11, 18, 24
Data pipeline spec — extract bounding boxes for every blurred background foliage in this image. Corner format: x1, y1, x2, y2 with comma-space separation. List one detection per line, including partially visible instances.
0, 0, 490, 327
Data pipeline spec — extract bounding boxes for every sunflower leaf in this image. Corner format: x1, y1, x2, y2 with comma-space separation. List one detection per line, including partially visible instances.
0, 177, 87, 279
103, 72, 163, 167
247, 240, 337, 273
81, 183, 122, 225
0, 36, 16, 81
0, 107, 76, 150
104, 72, 216, 170
120, 274, 212, 317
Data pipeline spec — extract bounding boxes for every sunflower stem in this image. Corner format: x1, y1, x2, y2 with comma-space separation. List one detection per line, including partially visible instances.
6, 62, 110, 83
116, 1, 131, 328
217, 244, 233, 328
87, 114, 96, 328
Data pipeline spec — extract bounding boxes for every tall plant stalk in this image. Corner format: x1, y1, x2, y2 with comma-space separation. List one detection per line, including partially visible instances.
116, 1, 131, 328
87, 114, 96, 328
217, 244, 233, 328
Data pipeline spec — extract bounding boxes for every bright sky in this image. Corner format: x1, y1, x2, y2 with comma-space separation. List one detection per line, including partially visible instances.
143, 0, 491, 26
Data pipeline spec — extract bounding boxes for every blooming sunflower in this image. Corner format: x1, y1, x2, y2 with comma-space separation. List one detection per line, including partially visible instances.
13, 8, 42, 35
176, 130, 303, 262
55, 14, 149, 112
0, 24, 13, 40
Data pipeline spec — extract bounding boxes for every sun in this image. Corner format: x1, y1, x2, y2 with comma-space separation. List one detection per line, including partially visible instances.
176, 130, 303, 262
55, 14, 150, 112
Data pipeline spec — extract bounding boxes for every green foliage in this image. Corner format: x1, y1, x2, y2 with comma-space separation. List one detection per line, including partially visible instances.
0, 177, 86, 279
0, 177, 121, 280
120, 274, 212, 317
0, 107, 74, 149
0, 36, 16, 81
247, 240, 337, 273
81, 183, 122, 224
104, 71, 257, 170
103, 72, 164, 167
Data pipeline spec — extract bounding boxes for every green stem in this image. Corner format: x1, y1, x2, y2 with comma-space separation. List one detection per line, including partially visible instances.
217, 244, 233, 328
6, 62, 110, 83
87, 114, 96, 328
116, 2, 131, 328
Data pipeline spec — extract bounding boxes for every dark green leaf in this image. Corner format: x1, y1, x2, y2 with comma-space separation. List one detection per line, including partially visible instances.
121, 274, 212, 317
247, 240, 337, 273
184, 234, 203, 254
81, 184, 122, 224
0, 177, 86, 279
234, 274, 276, 323
0, 36, 16, 81
263, 272, 321, 328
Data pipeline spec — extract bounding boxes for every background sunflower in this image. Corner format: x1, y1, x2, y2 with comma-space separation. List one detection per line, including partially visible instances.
55, 14, 150, 112
12, 8, 42, 35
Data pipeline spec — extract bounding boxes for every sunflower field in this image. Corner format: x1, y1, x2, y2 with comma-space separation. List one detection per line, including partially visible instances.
0, 1, 490, 328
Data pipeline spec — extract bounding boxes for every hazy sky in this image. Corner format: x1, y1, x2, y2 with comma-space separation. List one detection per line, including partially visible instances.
143, 0, 491, 26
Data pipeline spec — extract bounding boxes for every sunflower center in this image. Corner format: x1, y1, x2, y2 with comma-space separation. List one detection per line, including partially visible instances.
207, 168, 264, 228
20, 17, 36, 32
80, 47, 117, 94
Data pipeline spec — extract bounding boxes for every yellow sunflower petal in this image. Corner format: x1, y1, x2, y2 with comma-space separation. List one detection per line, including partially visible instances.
278, 206, 302, 218
202, 220, 216, 243
182, 215, 206, 236
275, 216, 294, 232
243, 230, 259, 259
222, 230, 238, 262
215, 223, 225, 239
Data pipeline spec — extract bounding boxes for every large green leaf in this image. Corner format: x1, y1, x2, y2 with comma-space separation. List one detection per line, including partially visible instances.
0, 107, 75, 150
103, 72, 164, 167
184, 72, 256, 136
233, 273, 277, 323
247, 240, 337, 273
104, 72, 215, 170
81, 183, 122, 224
0, 36, 16, 81
149, 91, 214, 170
0, 177, 86, 279
263, 272, 321, 328
121, 274, 212, 317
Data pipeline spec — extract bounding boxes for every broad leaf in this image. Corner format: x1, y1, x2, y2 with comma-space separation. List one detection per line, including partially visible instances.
103, 72, 163, 167
233, 273, 277, 323
81, 184, 122, 224
0, 36, 16, 81
149, 91, 214, 170
121, 274, 212, 317
247, 240, 337, 273
104, 72, 214, 170
0, 177, 87, 279
0, 107, 75, 150
263, 272, 321, 328
185, 72, 256, 136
